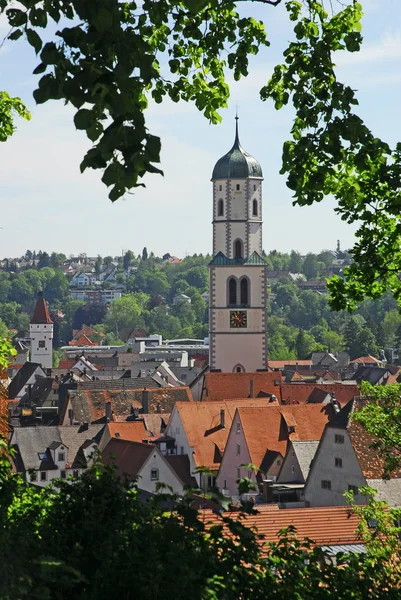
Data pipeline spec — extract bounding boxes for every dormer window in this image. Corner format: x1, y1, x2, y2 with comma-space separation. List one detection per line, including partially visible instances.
38, 453, 47, 460
58, 452, 65, 462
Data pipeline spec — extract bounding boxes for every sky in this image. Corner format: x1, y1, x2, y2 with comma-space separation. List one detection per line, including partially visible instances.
1, 0, 401, 259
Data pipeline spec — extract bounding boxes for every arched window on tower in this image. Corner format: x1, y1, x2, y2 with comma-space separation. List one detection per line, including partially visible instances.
228, 277, 237, 306
217, 199, 224, 216
234, 239, 243, 259
240, 278, 249, 306
233, 364, 245, 373
253, 199, 258, 216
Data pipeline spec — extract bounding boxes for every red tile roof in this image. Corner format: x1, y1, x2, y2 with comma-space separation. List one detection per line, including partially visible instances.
68, 334, 97, 347
351, 355, 380, 364
31, 295, 52, 325
203, 372, 282, 401
201, 505, 362, 549
280, 383, 359, 406
101, 438, 154, 478
107, 421, 150, 443
175, 399, 271, 470
238, 404, 333, 468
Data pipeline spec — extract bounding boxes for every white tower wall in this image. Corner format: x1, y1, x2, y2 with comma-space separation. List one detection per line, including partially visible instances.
30, 322, 53, 369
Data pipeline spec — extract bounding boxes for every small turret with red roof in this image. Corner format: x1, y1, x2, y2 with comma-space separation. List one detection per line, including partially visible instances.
31, 291, 53, 325
29, 291, 53, 369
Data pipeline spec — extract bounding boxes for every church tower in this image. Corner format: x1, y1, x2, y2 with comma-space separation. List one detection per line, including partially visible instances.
209, 118, 267, 373
29, 291, 53, 369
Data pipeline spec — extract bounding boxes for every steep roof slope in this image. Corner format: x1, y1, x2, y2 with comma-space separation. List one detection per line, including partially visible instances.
238, 404, 333, 469
280, 383, 359, 406
175, 399, 269, 470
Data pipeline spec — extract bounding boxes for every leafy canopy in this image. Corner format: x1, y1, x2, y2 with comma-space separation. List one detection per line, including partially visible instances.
2, 0, 401, 309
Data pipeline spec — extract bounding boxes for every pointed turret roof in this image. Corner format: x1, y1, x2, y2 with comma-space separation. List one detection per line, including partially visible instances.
31, 292, 53, 325
212, 116, 263, 180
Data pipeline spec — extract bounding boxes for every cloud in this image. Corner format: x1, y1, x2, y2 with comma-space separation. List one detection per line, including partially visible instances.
334, 33, 401, 67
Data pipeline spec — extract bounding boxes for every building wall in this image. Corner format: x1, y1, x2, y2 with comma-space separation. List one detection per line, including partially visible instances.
30, 323, 53, 369
165, 409, 199, 484
216, 413, 253, 497
304, 428, 367, 507
138, 449, 185, 495
277, 443, 305, 483
212, 178, 262, 258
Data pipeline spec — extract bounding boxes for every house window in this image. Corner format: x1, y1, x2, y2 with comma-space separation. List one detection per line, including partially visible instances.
180, 446, 184, 455
223, 479, 227, 489
217, 199, 224, 216
234, 239, 243, 259
39, 340, 45, 348
335, 457, 343, 468
321, 480, 331, 489
151, 469, 159, 481
40, 471, 47, 481
236, 444, 240, 456
348, 484, 358, 495
236, 184, 240, 191
236, 422, 241, 434
291, 465, 295, 473
335, 434, 345, 444
252, 199, 258, 216
58, 452, 65, 462
207, 475, 215, 489
30, 471, 37, 482
73, 470, 79, 478
237, 467, 241, 479
60, 470, 66, 479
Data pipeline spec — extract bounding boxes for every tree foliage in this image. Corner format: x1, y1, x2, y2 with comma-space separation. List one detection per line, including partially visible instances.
0, 91, 31, 141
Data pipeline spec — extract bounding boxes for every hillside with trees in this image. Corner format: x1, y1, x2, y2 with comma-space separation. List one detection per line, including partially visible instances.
1, 247, 400, 361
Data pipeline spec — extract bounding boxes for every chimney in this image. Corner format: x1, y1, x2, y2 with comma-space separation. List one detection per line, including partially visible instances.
220, 408, 225, 428
157, 402, 161, 414
27, 384, 32, 405
105, 402, 112, 422
142, 388, 149, 414
262, 479, 274, 504
330, 392, 341, 414
249, 379, 254, 398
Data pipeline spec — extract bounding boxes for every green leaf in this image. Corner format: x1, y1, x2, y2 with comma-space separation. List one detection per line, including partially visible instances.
8, 29, 23, 41
73, 109, 94, 130
26, 29, 42, 54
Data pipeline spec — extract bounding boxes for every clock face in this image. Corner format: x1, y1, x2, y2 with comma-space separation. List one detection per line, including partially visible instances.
230, 310, 247, 328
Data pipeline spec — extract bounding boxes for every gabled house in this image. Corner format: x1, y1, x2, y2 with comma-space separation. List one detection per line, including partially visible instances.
350, 355, 381, 368
165, 399, 275, 490
11, 424, 104, 486
304, 397, 401, 507
8, 362, 46, 399
70, 271, 96, 286
216, 404, 334, 499
101, 438, 195, 495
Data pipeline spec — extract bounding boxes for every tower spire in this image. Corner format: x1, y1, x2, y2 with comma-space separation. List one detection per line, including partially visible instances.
235, 108, 240, 146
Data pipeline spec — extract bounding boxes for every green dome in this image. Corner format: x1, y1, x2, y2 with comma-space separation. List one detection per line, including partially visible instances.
212, 119, 263, 180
